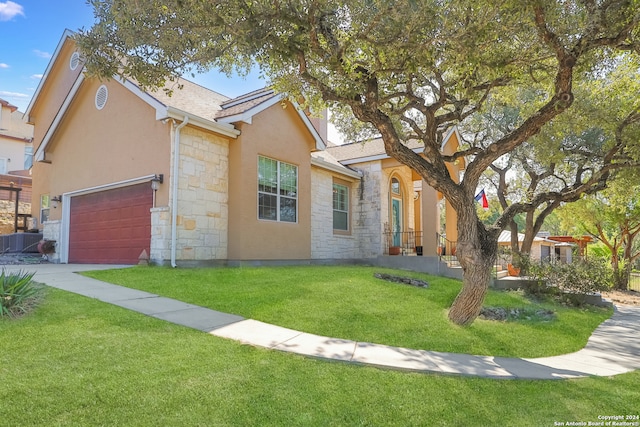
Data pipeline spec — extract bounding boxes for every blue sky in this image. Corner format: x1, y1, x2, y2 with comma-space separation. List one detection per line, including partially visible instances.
0, 0, 265, 112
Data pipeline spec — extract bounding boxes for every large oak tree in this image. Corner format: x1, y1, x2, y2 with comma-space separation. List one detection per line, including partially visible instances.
78, 0, 640, 325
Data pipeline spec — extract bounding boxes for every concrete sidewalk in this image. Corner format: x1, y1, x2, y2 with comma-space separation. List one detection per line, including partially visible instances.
9, 263, 640, 380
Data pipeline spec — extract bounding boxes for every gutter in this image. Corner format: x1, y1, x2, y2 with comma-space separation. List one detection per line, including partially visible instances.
164, 106, 240, 138
170, 116, 189, 268
310, 157, 362, 179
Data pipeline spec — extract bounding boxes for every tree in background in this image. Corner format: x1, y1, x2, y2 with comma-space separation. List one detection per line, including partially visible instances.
469, 54, 640, 268
559, 168, 640, 290
78, 0, 640, 325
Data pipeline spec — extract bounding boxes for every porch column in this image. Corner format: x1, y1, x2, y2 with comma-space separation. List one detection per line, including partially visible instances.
445, 199, 458, 248
421, 182, 438, 255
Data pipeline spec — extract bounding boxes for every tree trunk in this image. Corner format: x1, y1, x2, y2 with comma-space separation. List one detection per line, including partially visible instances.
610, 252, 627, 290
448, 207, 498, 326
613, 260, 631, 291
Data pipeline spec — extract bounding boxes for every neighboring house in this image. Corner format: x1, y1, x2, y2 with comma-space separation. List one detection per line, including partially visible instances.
0, 98, 33, 173
497, 230, 575, 264
548, 235, 592, 259
0, 98, 34, 234
27, 30, 460, 265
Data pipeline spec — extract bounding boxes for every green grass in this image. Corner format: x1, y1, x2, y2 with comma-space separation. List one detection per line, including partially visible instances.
83, 265, 612, 358
0, 288, 637, 426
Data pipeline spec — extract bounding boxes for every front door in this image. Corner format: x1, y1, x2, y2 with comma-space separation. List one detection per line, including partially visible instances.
392, 198, 402, 246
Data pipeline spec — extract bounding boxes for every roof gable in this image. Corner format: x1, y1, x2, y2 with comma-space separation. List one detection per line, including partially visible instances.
25, 29, 76, 119
327, 127, 461, 165
217, 88, 326, 151
31, 31, 326, 159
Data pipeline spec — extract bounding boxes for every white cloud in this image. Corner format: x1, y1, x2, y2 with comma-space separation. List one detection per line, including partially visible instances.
0, 63, 9, 69
33, 49, 51, 59
0, 1, 24, 21
0, 90, 29, 99
30, 73, 42, 79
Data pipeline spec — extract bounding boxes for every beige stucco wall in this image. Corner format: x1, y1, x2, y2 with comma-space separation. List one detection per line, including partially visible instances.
29, 39, 84, 152
441, 131, 462, 244
421, 183, 439, 255
228, 102, 315, 260
32, 77, 172, 227
0, 138, 29, 172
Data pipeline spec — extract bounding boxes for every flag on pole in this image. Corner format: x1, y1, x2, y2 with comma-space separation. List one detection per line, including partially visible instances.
474, 189, 489, 209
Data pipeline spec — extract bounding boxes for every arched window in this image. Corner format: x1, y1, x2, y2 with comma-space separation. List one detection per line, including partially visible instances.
391, 177, 401, 195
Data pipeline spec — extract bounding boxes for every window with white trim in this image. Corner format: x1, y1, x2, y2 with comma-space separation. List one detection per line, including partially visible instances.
258, 156, 297, 222
333, 183, 349, 231
24, 145, 33, 170
40, 194, 50, 225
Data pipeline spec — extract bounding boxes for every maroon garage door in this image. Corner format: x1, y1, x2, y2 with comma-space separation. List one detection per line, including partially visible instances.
68, 183, 152, 264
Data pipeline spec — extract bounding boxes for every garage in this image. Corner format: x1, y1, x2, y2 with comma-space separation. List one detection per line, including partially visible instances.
68, 183, 153, 264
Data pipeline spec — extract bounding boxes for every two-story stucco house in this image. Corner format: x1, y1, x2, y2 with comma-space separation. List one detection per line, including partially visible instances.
27, 31, 461, 266
0, 98, 34, 234
0, 98, 33, 174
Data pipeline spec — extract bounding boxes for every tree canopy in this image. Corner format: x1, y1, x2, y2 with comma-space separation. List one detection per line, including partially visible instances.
474, 54, 640, 260
78, 0, 640, 325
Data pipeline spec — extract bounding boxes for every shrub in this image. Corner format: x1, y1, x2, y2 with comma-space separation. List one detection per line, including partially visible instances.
0, 270, 41, 318
526, 258, 612, 306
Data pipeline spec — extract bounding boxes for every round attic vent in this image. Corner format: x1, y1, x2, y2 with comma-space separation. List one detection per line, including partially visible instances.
95, 85, 108, 110
69, 52, 80, 71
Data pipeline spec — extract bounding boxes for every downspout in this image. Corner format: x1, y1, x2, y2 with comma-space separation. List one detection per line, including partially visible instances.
171, 116, 189, 268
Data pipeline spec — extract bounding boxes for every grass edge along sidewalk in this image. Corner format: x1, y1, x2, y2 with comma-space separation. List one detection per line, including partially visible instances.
1, 285, 639, 427
83, 265, 613, 359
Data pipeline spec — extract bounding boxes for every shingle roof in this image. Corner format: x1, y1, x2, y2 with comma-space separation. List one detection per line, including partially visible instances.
311, 149, 345, 168
145, 78, 231, 122
498, 230, 556, 244
0, 98, 18, 113
145, 81, 280, 123
215, 88, 279, 119
326, 138, 424, 162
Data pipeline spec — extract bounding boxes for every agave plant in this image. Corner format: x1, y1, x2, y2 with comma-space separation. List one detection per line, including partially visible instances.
0, 269, 39, 318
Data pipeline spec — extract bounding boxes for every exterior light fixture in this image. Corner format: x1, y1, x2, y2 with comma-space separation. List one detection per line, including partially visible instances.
151, 174, 164, 191
51, 195, 62, 208
151, 174, 164, 207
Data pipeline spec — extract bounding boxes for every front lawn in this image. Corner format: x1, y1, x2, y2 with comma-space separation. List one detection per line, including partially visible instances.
83, 265, 611, 358
0, 288, 637, 426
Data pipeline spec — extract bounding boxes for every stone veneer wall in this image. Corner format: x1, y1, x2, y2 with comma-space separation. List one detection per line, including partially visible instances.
310, 163, 385, 260
310, 168, 359, 259
352, 163, 385, 258
168, 126, 229, 263
150, 207, 170, 263
42, 219, 61, 262
0, 201, 31, 235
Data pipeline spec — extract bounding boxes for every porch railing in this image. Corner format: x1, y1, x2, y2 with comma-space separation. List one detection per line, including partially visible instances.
384, 230, 423, 255
436, 233, 459, 266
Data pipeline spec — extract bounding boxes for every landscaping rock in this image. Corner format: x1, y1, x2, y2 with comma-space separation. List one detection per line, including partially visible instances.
0, 253, 48, 266
374, 273, 429, 288
480, 306, 556, 322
